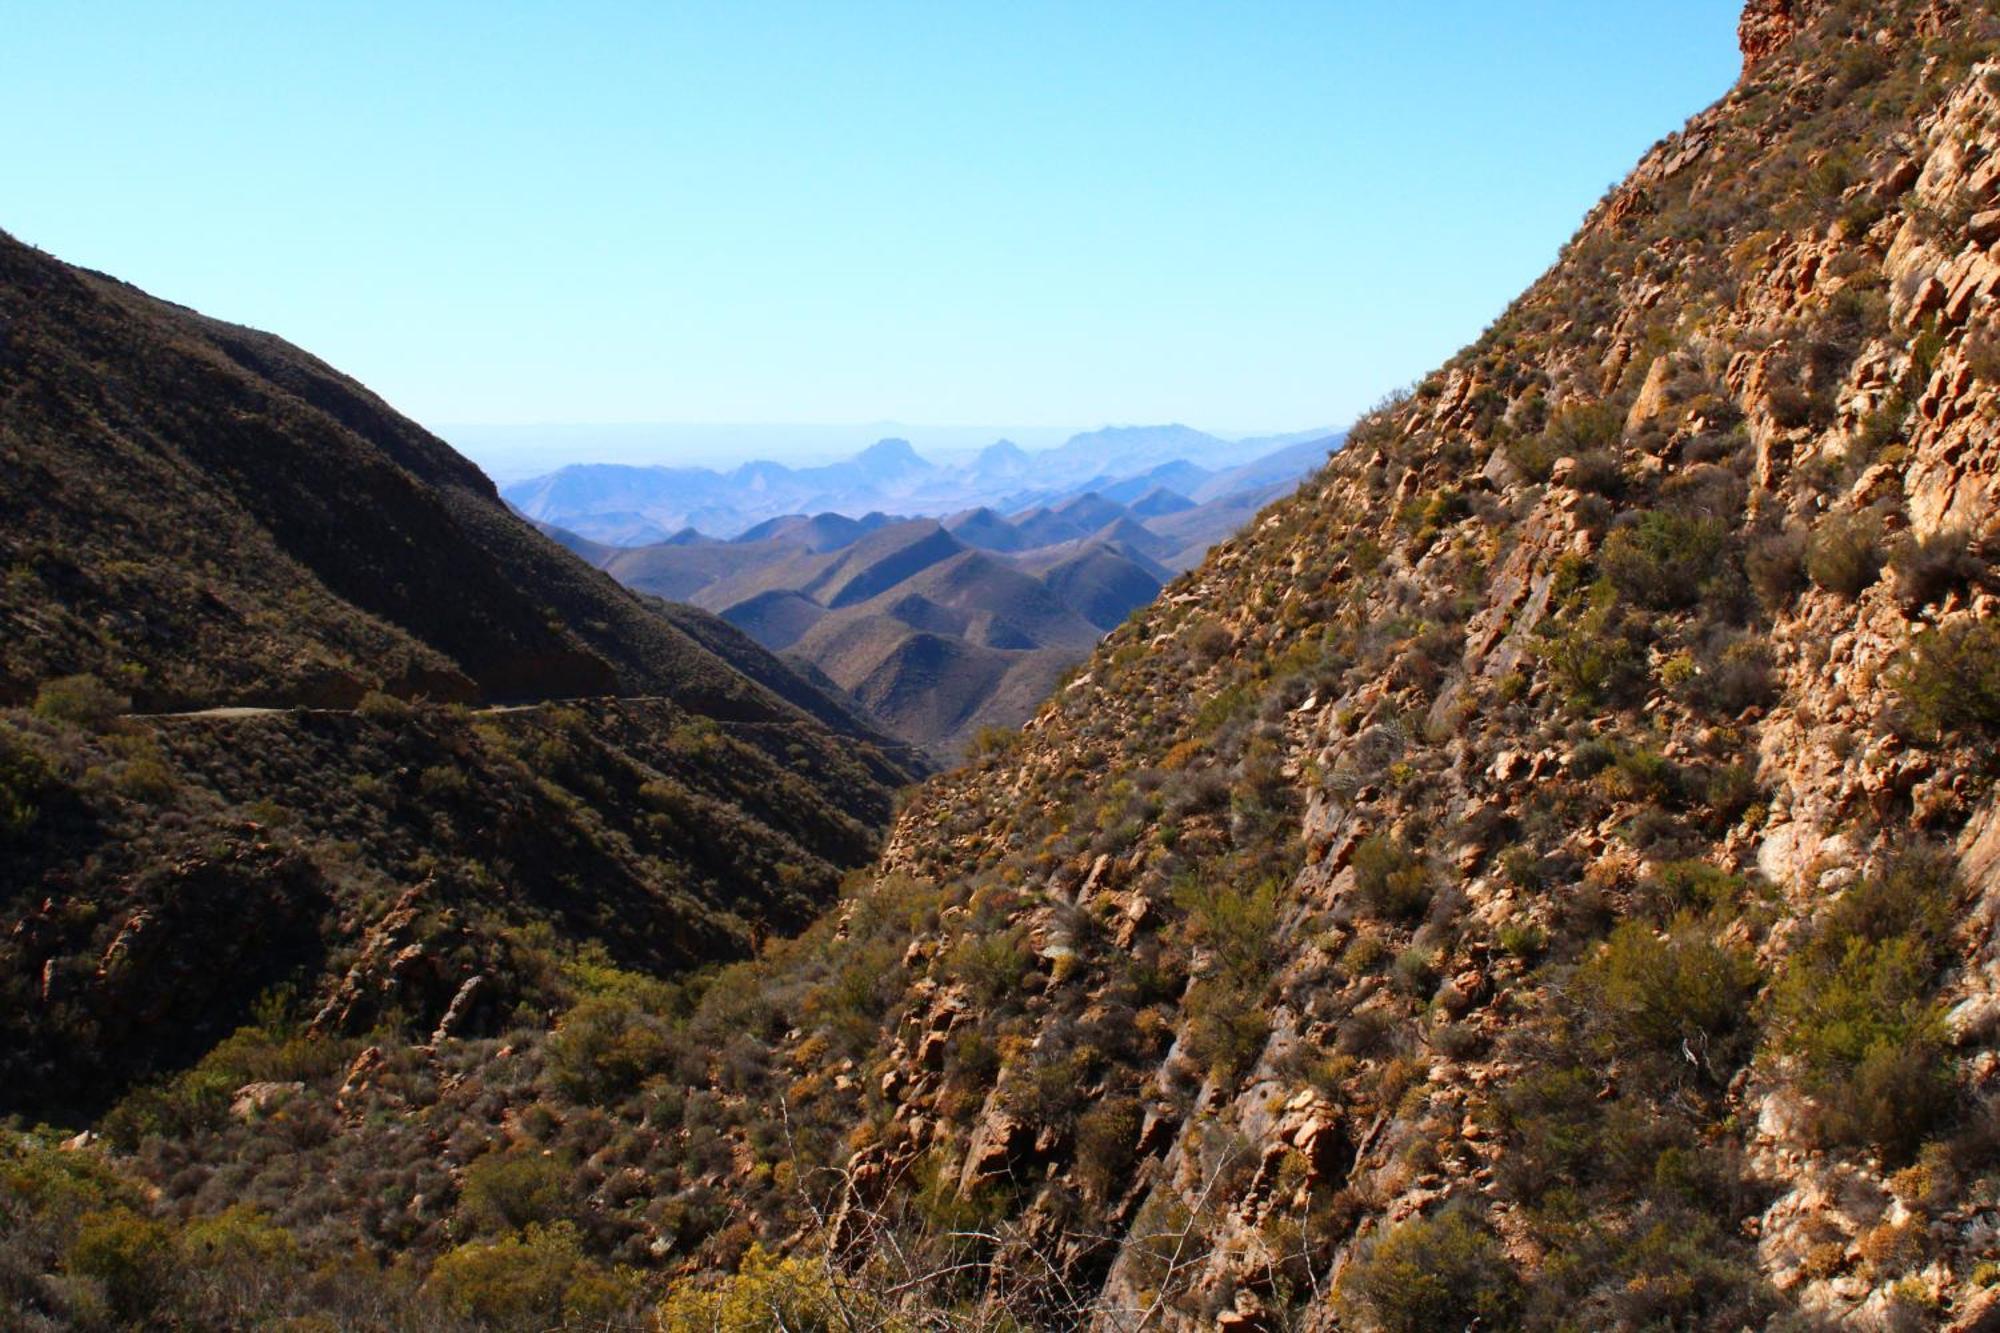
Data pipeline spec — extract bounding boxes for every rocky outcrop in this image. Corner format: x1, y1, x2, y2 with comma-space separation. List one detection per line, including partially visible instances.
1740, 0, 1822, 69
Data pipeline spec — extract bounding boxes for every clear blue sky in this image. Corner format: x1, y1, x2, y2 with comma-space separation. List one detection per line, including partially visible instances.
4, 2, 1743, 446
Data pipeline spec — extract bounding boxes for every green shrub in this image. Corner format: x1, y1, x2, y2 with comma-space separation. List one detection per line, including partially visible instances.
657, 1244, 880, 1332
178, 1203, 301, 1274
1074, 1095, 1141, 1201
1545, 401, 1625, 455
1351, 834, 1434, 922
34, 674, 127, 729
544, 994, 673, 1103
945, 926, 1032, 1007
1580, 920, 1757, 1069
99, 1068, 238, 1149
458, 1151, 570, 1236
1600, 512, 1731, 610
1640, 861, 1747, 920
969, 725, 1022, 758
68, 1207, 174, 1320
1890, 527, 1981, 610
1173, 874, 1277, 981
114, 753, 178, 803
1605, 745, 1679, 803
1183, 976, 1273, 1080
1678, 636, 1776, 715
1188, 619, 1234, 662
0, 729, 50, 842
1746, 529, 1809, 609
1806, 513, 1882, 598
1569, 450, 1627, 498
428, 1223, 635, 1327
1339, 1205, 1524, 1333
356, 689, 413, 724
1498, 920, 1547, 959
1769, 855, 1958, 1160
1894, 618, 2000, 738
1539, 605, 1639, 707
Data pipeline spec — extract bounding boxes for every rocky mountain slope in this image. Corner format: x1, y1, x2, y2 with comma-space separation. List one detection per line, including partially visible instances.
11, 2, 2000, 1329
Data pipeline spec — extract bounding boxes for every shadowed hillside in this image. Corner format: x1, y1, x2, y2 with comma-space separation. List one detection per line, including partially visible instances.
0, 231, 924, 1132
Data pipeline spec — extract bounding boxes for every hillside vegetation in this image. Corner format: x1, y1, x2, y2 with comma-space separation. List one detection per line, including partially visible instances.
13, 1, 2000, 1330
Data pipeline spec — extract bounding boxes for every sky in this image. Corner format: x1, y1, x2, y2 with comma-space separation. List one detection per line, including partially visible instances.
3, 2, 1745, 467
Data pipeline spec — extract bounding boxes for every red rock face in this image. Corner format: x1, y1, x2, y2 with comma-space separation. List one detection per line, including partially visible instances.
1738, 0, 1812, 70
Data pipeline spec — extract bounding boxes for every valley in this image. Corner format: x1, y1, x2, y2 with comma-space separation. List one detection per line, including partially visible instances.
521, 434, 1342, 759
7, 1, 2000, 1330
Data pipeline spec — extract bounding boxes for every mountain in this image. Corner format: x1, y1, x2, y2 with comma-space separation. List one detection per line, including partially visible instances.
1130, 484, 1197, 517
942, 505, 1029, 551
562, 510, 1168, 758
23, 5, 2000, 1330
1098, 460, 1212, 506
617, 5, 1994, 1324
849, 436, 931, 478
0, 226, 925, 1139
1190, 433, 1344, 503
500, 423, 1338, 543
55, 2, 1979, 1324
1026, 423, 1236, 484
732, 511, 888, 551
967, 437, 1033, 481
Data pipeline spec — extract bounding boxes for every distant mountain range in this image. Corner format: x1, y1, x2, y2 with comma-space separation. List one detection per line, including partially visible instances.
502, 424, 1340, 544
533, 430, 1346, 757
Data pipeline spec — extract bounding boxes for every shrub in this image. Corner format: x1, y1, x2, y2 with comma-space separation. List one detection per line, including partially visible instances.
68, 1207, 174, 1321
1498, 920, 1547, 959
0, 729, 50, 842
544, 994, 673, 1103
1545, 401, 1625, 455
114, 753, 178, 803
1600, 513, 1731, 611
1640, 861, 1747, 921
1338, 1205, 1523, 1333
1392, 946, 1439, 997
1351, 834, 1434, 922
1894, 618, 2000, 738
1569, 450, 1627, 498
1579, 920, 1757, 1071
427, 1223, 635, 1327
946, 927, 1032, 1007
1770, 854, 1958, 1160
1769, 380, 1833, 430
458, 1151, 570, 1236
356, 690, 413, 724
99, 1068, 237, 1149
1890, 527, 1982, 610
418, 764, 469, 800
1675, 635, 1777, 715
1806, 513, 1882, 598
1183, 977, 1273, 1081
33, 674, 127, 729
1173, 875, 1277, 982
1073, 1096, 1141, 1201
1747, 529, 1809, 609
969, 725, 1022, 758
177, 1203, 301, 1276
1189, 619, 1234, 663
657, 1244, 878, 1332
